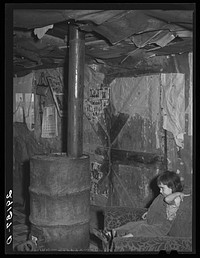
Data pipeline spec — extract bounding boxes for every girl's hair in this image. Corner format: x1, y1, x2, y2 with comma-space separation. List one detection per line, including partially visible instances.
157, 170, 183, 193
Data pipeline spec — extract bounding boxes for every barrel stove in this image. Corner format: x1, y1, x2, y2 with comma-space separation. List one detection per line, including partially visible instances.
29, 154, 90, 251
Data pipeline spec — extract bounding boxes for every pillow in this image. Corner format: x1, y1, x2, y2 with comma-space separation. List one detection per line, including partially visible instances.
168, 195, 192, 237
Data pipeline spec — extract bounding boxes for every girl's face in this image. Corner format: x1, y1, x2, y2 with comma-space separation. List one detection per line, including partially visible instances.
158, 182, 173, 197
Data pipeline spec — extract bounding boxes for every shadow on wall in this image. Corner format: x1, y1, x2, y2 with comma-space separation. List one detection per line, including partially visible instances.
13, 123, 47, 210
146, 175, 160, 208
22, 160, 31, 224
90, 205, 105, 231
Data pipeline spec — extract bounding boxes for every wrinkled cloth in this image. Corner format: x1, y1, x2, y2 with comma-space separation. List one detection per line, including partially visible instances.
166, 197, 180, 221
115, 194, 173, 237
168, 195, 192, 237
161, 73, 185, 148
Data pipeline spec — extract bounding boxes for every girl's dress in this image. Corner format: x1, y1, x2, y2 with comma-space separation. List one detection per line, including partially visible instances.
115, 194, 180, 237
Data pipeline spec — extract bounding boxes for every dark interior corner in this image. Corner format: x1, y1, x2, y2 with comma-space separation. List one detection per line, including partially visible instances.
6, 4, 195, 254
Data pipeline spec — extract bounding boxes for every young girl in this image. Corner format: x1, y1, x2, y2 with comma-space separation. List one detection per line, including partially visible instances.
110, 170, 190, 238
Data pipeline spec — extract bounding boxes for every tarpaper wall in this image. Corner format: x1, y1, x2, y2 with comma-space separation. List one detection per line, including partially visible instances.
13, 65, 110, 205
109, 53, 193, 203
163, 53, 193, 191
83, 64, 110, 205
108, 74, 164, 207
110, 75, 162, 153
12, 52, 193, 207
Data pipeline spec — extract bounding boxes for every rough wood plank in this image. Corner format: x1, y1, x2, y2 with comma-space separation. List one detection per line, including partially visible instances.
111, 149, 164, 168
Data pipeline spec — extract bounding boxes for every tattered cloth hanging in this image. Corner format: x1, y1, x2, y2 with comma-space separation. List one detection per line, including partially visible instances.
110, 74, 186, 149
161, 73, 185, 148
185, 52, 193, 136
13, 72, 34, 131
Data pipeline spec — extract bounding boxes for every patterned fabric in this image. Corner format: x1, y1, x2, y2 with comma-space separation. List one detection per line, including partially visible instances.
13, 203, 30, 250
166, 198, 180, 221
105, 195, 173, 237
113, 236, 192, 252
104, 207, 147, 230
168, 195, 192, 237
104, 198, 192, 252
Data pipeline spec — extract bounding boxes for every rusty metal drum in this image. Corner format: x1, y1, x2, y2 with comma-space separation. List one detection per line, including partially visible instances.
29, 153, 90, 251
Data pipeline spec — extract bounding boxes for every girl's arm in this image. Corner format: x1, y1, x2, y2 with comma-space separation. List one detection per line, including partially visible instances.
164, 192, 185, 204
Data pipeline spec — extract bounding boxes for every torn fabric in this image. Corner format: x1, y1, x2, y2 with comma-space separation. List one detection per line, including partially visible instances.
185, 52, 193, 136
161, 73, 185, 148
34, 24, 54, 39
13, 72, 35, 131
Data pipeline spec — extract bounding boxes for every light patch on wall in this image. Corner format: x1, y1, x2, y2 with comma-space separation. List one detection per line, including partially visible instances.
155, 119, 160, 149
143, 175, 150, 199
41, 105, 58, 138
167, 158, 171, 164
156, 168, 160, 175
14, 93, 24, 122
13, 93, 35, 131
110, 75, 160, 123
138, 175, 150, 199
13, 72, 35, 130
